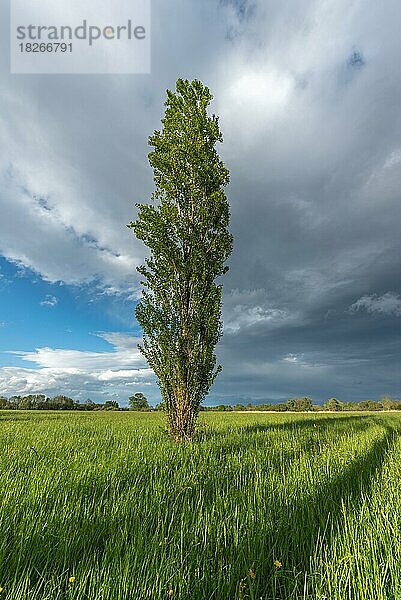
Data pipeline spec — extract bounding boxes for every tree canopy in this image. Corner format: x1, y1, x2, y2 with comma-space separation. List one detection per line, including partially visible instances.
128, 393, 150, 411
129, 79, 233, 441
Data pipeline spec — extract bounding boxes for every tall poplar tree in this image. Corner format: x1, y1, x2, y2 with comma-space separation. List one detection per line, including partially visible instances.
128, 79, 233, 441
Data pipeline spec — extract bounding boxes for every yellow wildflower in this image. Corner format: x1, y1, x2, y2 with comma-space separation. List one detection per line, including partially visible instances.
274, 559, 282, 569
249, 566, 255, 579
69, 576, 76, 584
168, 588, 173, 597
0, 587, 3, 593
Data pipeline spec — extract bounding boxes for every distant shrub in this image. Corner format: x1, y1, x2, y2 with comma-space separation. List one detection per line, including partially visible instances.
103, 400, 120, 411
324, 398, 344, 411
287, 397, 313, 411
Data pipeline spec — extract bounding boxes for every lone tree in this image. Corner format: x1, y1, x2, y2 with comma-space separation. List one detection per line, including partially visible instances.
128, 79, 233, 442
128, 393, 150, 411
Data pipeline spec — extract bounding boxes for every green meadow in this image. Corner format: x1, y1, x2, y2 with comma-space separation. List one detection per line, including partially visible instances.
0, 411, 400, 599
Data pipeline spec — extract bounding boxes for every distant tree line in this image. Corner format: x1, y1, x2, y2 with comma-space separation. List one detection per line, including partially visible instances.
0, 394, 400, 412
0, 395, 111, 411
203, 395, 401, 412
0, 393, 150, 411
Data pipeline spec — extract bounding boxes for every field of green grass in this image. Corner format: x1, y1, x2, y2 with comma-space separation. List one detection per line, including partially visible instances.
0, 411, 400, 599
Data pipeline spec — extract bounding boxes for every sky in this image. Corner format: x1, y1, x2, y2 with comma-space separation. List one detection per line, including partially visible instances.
0, 0, 400, 406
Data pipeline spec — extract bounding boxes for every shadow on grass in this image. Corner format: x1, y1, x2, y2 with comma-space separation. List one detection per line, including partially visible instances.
187, 415, 396, 599
196, 413, 379, 441
198, 416, 383, 462
253, 420, 396, 599
239, 414, 374, 434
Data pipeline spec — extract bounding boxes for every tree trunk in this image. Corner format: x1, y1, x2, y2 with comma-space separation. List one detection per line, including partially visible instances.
169, 387, 196, 442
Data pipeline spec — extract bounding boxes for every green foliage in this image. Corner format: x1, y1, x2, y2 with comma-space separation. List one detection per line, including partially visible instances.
1, 394, 400, 413
214, 404, 231, 411
287, 396, 313, 411
380, 395, 398, 410
324, 397, 344, 411
51, 395, 75, 410
274, 403, 289, 412
102, 400, 119, 411
129, 79, 233, 441
3, 394, 76, 410
128, 393, 150, 411
0, 395, 124, 411
18, 394, 47, 410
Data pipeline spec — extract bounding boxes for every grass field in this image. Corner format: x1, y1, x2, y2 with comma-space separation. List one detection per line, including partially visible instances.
0, 411, 400, 600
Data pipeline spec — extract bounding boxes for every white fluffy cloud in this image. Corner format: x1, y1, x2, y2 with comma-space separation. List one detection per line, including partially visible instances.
0, 333, 154, 403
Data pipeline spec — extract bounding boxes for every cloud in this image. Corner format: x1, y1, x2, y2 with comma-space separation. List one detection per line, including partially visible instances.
282, 353, 304, 364
40, 294, 58, 307
0, 333, 154, 403
383, 149, 401, 170
223, 288, 289, 333
10, 332, 145, 370
0, 167, 142, 296
349, 292, 401, 317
